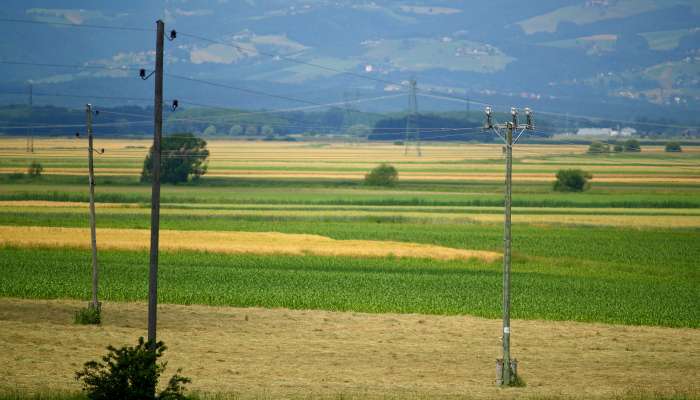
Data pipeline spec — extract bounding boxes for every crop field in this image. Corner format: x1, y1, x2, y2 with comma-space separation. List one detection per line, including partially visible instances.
1, 137, 699, 399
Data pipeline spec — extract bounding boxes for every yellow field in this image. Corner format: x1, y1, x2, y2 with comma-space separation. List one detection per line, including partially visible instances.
0, 225, 501, 262
1, 298, 697, 399
3, 137, 698, 183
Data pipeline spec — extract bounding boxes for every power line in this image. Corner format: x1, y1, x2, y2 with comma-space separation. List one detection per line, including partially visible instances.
178, 31, 498, 110
0, 17, 152, 32
166, 73, 330, 107
178, 31, 405, 89
4, 21, 698, 132
0, 90, 152, 103
418, 92, 700, 131
0, 60, 140, 72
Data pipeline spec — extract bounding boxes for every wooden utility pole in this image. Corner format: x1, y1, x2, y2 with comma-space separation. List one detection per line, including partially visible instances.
86, 104, 99, 310
485, 107, 533, 386
148, 19, 165, 347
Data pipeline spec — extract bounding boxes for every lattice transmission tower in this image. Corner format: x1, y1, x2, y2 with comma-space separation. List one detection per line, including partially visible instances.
404, 78, 421, 156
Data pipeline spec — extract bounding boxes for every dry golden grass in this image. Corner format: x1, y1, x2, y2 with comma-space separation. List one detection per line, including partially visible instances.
0, 225, 501, 262
3, 138, 698, 184
1, 298, 698, 398
0, 138, 587, 162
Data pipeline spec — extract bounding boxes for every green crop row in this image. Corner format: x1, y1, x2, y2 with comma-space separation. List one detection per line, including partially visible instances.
2, 187, 699, 208
0, 246, 696, 328
2, 210, 698, 274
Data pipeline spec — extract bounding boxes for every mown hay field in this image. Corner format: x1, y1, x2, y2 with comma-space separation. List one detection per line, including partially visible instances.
2, 298, 698, 399
0, 137, 699, 398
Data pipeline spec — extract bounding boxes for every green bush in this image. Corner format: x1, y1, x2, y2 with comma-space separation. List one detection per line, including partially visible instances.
74, 303, 101, 325
75, 338, 191, 400
613, 143, 624, 152
365, 163, 398, 186
141, 133, 209, 184
27, 161, 43, 177
587, 141, 609, 154
553, 169, 592, 192
665, 142, 682, 152
623, 139, 641, 152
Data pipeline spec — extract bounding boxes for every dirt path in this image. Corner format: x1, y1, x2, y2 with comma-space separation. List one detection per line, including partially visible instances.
0, 298, 697, 399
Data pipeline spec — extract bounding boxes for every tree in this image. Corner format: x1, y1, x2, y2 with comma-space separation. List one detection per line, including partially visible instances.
75, 338, 191, 400
623, 139, 641, 152
228, 125, 243, 136
27, 161, 43, 177
141, 133, 209, 184
613, 143, 623, 153
346, 124, 371, 137
587, 141, 609, 154
665, 141, 682, 152
553, 169, 592, 192
365, 163, 398, 186
203, 125, 217, 137
244, 125, 258, 136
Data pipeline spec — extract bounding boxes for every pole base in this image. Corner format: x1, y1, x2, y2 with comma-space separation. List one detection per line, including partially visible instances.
496, 358, 519, 386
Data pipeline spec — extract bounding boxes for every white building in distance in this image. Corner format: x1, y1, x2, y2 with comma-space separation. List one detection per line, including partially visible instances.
576, 127, 636, 137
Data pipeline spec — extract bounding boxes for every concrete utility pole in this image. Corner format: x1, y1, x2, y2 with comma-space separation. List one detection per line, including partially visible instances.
85, 104, 100, 311
484, 106, 534, 386
148, 19, 165, 347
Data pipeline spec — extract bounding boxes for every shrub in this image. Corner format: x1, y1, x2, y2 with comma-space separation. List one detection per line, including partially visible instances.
665, 142, 682, 152
74, 303, 101, 325
141, 133, 209, 184
623, 139, 641, 152
27, 161, 43, 177
587, 141, 609, 154
75, 337, 191, 400
365, 163, 398, 186
613, 143, 623, 153
553, 169, 592, 192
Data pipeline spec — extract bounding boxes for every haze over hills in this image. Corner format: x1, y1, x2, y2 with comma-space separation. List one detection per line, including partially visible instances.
1, 0, 699, 129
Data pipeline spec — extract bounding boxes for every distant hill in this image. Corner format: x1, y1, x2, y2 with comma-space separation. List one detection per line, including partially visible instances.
0, 0, 698, 129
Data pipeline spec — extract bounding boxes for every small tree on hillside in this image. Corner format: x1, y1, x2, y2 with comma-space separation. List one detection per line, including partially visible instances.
141, 133, 209, 184
665, 141, 682, 152
553, 169, 592, 192
365, 163, 398, 186
623, 139, 641, 152
228, 125, 243, 136
203, 125, 217, 137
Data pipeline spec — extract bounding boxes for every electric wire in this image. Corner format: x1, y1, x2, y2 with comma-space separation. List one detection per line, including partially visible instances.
0, 17, 152, 32
3, 20, 698, 132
